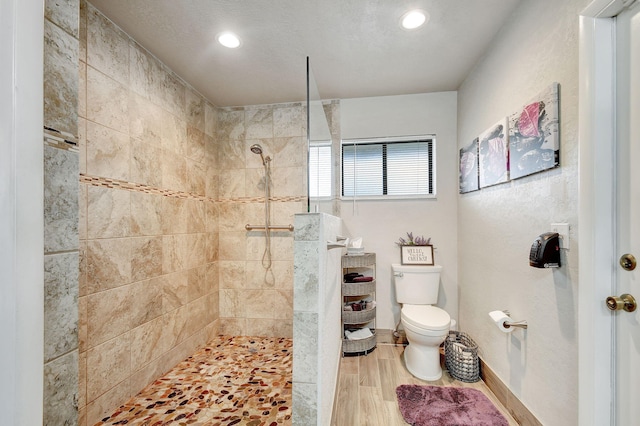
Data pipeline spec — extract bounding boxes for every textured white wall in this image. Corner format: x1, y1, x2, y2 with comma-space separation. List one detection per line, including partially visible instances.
457, 0, 589, 424
340, 92, 458, 330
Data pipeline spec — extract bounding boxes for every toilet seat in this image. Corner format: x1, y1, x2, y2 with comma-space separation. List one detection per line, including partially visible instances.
401, 305, 450, 331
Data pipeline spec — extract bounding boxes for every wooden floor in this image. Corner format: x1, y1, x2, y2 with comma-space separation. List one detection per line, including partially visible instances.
331, 330, 518, 426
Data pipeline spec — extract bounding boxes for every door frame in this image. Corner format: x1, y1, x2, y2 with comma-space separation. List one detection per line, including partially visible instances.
578, 0, 632, 424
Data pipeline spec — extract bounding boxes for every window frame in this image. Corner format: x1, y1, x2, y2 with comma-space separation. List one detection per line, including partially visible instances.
340, 135, 437, 200
308, 140, 334, 200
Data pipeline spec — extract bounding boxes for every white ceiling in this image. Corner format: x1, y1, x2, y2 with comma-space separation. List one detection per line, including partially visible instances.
88, 0, 522, 107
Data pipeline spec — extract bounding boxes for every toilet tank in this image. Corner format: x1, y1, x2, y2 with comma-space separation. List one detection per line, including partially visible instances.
392, 264, 443, 304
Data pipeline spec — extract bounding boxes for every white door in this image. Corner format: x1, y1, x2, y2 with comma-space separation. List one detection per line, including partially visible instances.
613, 3, 640, 425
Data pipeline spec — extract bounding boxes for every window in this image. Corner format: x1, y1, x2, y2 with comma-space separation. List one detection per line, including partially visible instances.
309, 142, 332, 197
341, 136, 435, 198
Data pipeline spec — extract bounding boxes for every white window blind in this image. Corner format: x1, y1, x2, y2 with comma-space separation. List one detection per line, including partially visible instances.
342, 136, 435, 198
309, 142, 332, 197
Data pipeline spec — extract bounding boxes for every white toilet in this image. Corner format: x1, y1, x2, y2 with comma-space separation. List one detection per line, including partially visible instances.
392, 263, 450, 381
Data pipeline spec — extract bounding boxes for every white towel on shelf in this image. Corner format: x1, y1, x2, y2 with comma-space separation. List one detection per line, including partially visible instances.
345, 328, 373, 340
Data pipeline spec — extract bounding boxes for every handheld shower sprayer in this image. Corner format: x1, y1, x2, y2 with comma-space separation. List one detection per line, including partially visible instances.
250, 143, 271, 165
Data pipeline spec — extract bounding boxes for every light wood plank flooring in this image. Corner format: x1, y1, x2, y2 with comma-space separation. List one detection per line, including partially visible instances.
331, 330, 518, 426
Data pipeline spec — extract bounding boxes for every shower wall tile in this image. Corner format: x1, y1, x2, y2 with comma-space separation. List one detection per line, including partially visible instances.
245, 167, 266, 199
185, 88, 204, 130
129, 93, 162, 145
79, 240, 87, 296
218, 203, 247, 232
78, 349, 87, 409
130, 316, 165, 370
130, 191, 163, 236
217, 109, 245, 141
162, 234, 190, 274
187, 265, 208, 302
218, 168, 246, 199
293, 241, 319, 313
162, 305, 190, 348
129, 41, 162, 102
86, 238, 132, 293
131, 236, 163, 282
87, 285, 131, 348
246, 318, 293, 338
44, 19, 79, 134
86, 66, 129, 134
186, 126, 206, 163
87, 186, 131, 239
273, 201, 304, 226
187, 199, 206, 233
218, 318, 246, 336
160, 110, 187, 155
218, 139, 246, 169
274, 104, 305, 138
46, 0, 79, 38
293, 213, 320, 241
205, 201, 219, 233
86, 121, 130, 180
219, 289, 244, 318
245, 108, 273, 139
44, 145, 79, 253
187, 233, 207, 269
79, 0, 87, 61
131, 141, 163, 187
44, 252, 79, 362
272, 136, 306, 168
219, 261, 246, 289
86, 376, 131, 426
292, 311, 318, 383
274, 289, 294, 320
86, 331, 131, 401
271, 166, 305, 197
161, 197, 189, 235
161, 150, 188, 192
160, 71, 187, 118
87, 3, 129, 85
78, 295, 87, 352
219, 231, 247, 261
161, 271, 189, 313
79, 61, 87, 121
292, 383, 317, 426
205, 102, 218, 138
205, 232, 219, 263
187, 159, 206, 195
43, 350, 78, 426
130, 280, 162, 328
244, 289, 276, 319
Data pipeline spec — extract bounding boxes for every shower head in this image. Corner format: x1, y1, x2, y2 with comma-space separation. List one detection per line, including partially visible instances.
250, 144, 271, 165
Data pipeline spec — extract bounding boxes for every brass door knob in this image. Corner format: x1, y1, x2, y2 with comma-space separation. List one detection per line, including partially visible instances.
606, 294, 637, 312
620, 253, 637, 271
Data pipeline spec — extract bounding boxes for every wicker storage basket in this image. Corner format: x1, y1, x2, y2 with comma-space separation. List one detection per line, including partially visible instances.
342, 306, 376, 324
342, 280, 376, 296
342, 329, 376, 354
342, 253, 376, 268
444, 331, 480, 382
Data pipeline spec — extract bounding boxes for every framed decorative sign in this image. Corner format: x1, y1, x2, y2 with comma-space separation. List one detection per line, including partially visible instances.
400, 245, 434, 265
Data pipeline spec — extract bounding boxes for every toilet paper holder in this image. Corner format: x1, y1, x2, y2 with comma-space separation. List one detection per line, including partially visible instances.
501, 310, 528, 329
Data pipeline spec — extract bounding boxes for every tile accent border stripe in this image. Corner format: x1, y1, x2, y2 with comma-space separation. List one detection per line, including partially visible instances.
44, 126, 78, 152
79, 173, 307, 204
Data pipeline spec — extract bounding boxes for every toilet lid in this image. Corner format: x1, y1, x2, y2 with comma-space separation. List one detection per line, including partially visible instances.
402, 305, 450, 331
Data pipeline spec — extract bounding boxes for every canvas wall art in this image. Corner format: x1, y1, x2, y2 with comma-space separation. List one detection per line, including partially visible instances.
459, 138, 479, 193
478, 118, 509, 188
508, 82, 560, 179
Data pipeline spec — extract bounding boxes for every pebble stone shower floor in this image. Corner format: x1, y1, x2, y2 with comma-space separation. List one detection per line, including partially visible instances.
96, 336, 293, 426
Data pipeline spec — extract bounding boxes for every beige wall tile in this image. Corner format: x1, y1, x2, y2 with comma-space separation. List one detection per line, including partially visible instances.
162, 234, 190, 274
274, 289, 293, 320
86, 238, 132, 294
130, 192, 163, 236
86, 3, 129, 85
162, 305, 190, 349
244, 289, 276, 319
45, 0, 79, 38
161, 197, 189, 235
218, 318, 246, 336
274, 104, 305, 138
86, 377, 131, 426
129, 41, 162, 102
272, 136, 306, 168
204, 102, 218, 138
79, 0, 86, 61
205, 201, 219, 233
206, 262, 220, 294
86, 332, 131, 401
130, 316, 165, 370
271, 166, 305, 197
86, 120, 130, 180
160, 71, 186, 117
160, 271, 189, 313
131, 236, 163, 282
129, 92, 162, 145
130, 140, 163, 187
218, 203, 247, 232
187, 159, 206, 196
219, 231, 247, 261
218, 139, 246, 170
130, 278, 163, 328
246, 318, 292, 338
185, 88, 204, 130
187, 233, 207, 270
78, 295, 87, 353
188, 265, 208, 302
217, 109, 245, 141
206, 166, 220, 199
186, 126, 205, 163
161, 150, 188, 192
219, 261, 247, 289
79, 240, 87, 296
86, 66, 129, 134
219, 289, 244, 318
87, 286, 131, 348
79, 60, 87, 120
205, 232, 219, 264
245, 107, 273, 139
78, 348, 87, 410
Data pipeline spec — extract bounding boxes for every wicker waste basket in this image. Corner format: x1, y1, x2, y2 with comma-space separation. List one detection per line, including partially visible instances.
444, 331, 480, 383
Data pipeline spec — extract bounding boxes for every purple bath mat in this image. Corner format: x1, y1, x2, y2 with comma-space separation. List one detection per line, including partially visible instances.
396, 384, 509, 426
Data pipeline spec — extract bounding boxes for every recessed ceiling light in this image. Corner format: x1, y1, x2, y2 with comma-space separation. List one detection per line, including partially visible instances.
217, 32, 241, 48
401, 10, 428, 30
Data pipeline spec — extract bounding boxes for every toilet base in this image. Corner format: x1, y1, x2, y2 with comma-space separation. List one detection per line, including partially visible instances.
403, 343, 443, 381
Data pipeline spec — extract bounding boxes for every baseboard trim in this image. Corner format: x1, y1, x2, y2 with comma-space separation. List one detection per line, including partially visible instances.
480, 358, 543, 426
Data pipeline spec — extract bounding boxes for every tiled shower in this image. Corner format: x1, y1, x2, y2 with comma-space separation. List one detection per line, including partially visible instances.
44, 1, 314, 424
